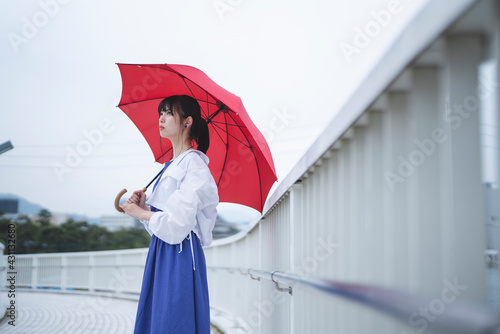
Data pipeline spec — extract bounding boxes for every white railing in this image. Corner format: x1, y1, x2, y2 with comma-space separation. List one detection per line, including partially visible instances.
204, 0, 500, 333
10, 248, 148, 295
0, 247, 232, 331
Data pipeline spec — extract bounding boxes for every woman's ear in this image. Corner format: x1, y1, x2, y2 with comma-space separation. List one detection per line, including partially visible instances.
185, 116, 193, 128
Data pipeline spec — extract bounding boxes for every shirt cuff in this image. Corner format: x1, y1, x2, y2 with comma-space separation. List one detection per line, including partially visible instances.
139, 217, 154, 236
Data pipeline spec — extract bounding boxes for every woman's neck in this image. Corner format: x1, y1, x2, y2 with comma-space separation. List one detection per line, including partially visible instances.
171, 140, 193, 160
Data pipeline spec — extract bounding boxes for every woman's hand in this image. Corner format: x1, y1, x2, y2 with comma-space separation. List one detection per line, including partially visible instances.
127, 189, 148, 210
120, 202, 154, 221
121, 189, 153, 221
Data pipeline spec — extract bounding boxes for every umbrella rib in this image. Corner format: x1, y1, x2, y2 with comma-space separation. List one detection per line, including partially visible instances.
119, 97, 219, 108
118, 97, 167, 107
181, 77, 217, 120
216, 111, 230, 188
182, 76, 198, 100
171, 70, 224, 110
156, 146, 172, 163
205, 92, 210, 120
210, 122, 250, 148
198, 90, 208, 119
211, 121, 247, 128
175, 75, 242, 119
226, 111, 264, 210
208, 121, 227, 147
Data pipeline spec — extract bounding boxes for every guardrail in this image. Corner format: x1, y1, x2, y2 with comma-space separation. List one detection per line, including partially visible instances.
209, 266, 500, 334
204, 0, 500, 333
7, 248, 147, 295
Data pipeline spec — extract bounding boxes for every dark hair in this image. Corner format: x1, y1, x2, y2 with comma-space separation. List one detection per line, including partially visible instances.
158, 95, 210, 154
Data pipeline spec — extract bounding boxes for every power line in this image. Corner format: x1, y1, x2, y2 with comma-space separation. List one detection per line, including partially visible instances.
0, 163, 157, 169
3, 152, 153, 158
12, 141, 148, 148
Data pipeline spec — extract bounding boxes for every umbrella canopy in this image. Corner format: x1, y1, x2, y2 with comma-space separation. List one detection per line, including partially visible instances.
116, 63, 277, 213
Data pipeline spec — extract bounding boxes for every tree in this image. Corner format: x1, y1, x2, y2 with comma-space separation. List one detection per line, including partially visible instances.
36, 209, 52, 227
87, 224, 112, 251
39, 225, 60, 253
14, 214, 40, 254
108, 227, 150, 250
0, 210, 151, 254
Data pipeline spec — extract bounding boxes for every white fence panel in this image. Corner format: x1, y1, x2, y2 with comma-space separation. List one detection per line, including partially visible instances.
204, 1, 500, 333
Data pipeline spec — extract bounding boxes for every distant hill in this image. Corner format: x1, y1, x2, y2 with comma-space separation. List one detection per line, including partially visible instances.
0, 193, 46, 215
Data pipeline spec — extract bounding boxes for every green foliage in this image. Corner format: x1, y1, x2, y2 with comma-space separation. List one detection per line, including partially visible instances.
37, 208, 52, 227
0, 210, 151, 254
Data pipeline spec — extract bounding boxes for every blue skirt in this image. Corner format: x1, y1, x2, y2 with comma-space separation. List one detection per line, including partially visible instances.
133, 231, 211, 334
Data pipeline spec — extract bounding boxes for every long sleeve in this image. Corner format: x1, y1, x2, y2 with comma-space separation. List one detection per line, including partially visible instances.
140, 216, 154, 236
143, 166, 218, 245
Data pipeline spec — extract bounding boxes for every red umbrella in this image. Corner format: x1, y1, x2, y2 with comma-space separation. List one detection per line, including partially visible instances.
115, 63, 277, 213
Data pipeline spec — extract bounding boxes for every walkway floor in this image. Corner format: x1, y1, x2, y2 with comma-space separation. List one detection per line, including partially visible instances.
0, 291, 222, 334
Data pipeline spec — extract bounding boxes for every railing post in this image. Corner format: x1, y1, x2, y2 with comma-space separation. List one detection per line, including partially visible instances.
289, 183, 302, 334
408, 64, 442, 295
492, 0, 500, 312
89, 254, 95, 293
31, 256, 38, 290
440, 33, 487, 301
61, 256, 67, 291
115, 253, 121, 294
257, 216, 262, 334
211, 247, 218, 306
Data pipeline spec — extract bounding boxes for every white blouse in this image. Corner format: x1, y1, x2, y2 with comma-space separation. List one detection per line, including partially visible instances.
140, 149, 219, 248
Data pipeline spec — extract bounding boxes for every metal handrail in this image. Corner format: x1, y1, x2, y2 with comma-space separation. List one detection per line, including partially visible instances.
208, 266, 500, 334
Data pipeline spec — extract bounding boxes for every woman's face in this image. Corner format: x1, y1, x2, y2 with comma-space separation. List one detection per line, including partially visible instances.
159, 107, 182, 139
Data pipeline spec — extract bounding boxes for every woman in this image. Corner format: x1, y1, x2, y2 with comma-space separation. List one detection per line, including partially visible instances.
120, 95, 219, 334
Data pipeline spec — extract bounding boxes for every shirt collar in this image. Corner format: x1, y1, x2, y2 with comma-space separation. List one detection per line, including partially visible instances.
171, 149, 209, 167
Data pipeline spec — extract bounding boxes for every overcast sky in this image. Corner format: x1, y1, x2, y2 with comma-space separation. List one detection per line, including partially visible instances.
0, 0, 427, 218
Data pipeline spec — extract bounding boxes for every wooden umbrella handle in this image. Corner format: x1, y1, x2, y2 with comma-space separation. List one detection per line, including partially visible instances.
114, 189, 127, 213
114, 187, 148, 213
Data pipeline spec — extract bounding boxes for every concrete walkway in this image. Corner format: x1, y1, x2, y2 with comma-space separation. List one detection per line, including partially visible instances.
0, 291, 222, 334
